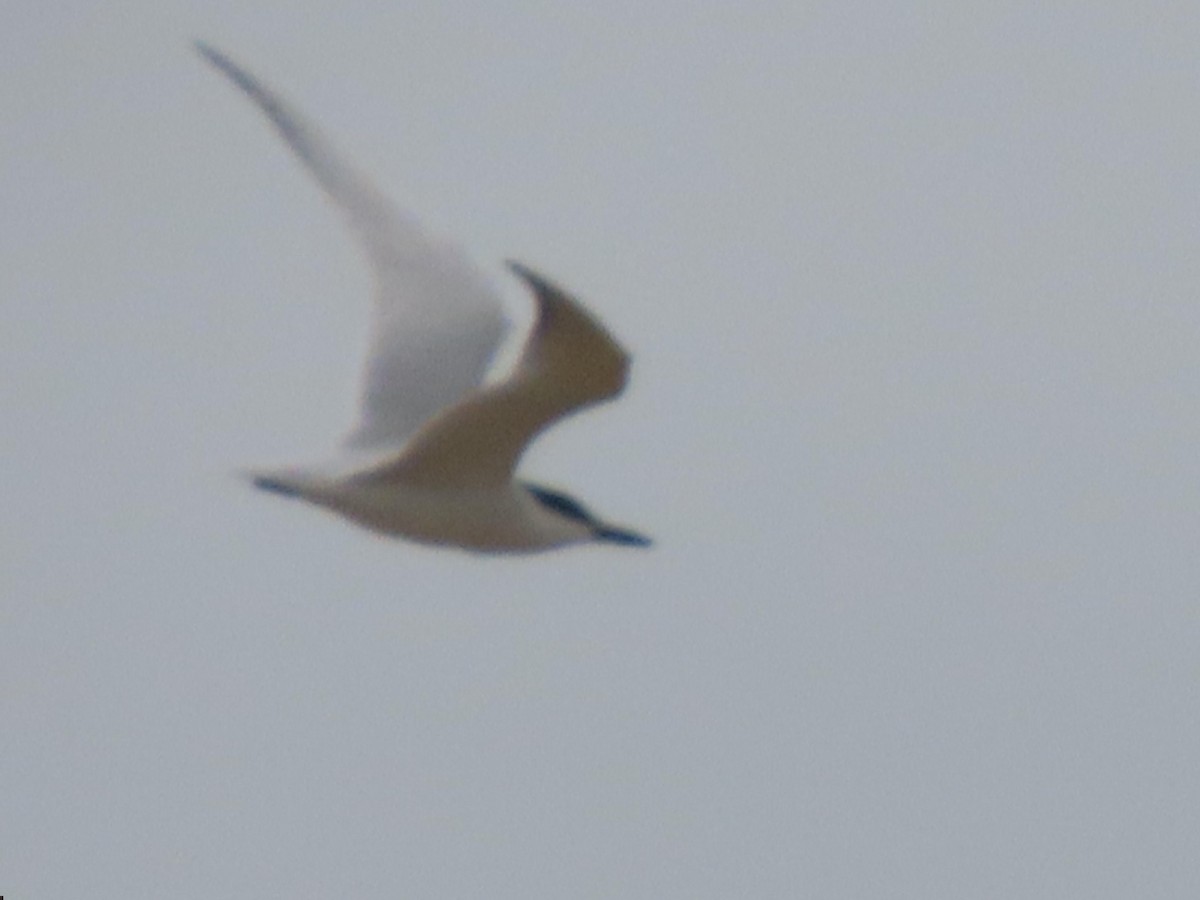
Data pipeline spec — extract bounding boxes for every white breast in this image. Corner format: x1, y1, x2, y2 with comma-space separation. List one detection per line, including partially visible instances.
256, 471, 594, 552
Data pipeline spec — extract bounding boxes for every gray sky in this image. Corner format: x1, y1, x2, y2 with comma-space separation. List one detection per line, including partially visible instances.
4, 2, 1200, 897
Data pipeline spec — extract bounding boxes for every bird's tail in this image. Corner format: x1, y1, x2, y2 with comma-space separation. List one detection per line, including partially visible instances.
240, 468, 306, 498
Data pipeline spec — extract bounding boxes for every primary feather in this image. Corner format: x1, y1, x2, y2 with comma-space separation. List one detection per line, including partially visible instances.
196, 42, 508, 453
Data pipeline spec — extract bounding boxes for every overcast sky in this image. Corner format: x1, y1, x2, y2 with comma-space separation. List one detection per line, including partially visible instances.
4, 2, 1200, 898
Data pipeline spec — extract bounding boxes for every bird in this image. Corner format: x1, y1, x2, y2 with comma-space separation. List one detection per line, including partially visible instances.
196, 43, 650, 553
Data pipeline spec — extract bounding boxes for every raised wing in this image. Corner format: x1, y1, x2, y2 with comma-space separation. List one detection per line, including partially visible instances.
196, 43, 509, 452
365, 262, 630, 488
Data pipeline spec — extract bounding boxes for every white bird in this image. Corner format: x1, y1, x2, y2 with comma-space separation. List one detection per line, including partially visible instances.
197, 43, 650, 552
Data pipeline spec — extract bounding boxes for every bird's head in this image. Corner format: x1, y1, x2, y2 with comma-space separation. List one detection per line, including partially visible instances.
524, 483, 652, 548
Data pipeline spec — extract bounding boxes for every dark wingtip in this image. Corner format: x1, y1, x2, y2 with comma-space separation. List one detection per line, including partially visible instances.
193, 39, 224, 66
594, 525, 653, 548
505, 260, 562, 298
193, 41, 261, 98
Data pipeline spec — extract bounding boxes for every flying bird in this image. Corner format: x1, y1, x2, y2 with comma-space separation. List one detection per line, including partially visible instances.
197, 43, 650, 552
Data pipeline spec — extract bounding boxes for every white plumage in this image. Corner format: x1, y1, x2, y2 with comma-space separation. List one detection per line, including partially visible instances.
197, 43, 649, 552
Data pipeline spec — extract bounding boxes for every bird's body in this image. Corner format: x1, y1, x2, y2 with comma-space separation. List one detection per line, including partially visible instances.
197, 43, 650, 553
252, 471, 594, 551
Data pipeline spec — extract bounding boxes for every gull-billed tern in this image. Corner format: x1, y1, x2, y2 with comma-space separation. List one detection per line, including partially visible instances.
197, 43, 650, 553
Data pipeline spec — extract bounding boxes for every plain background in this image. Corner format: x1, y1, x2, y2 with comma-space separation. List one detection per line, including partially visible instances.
4, 2, 1199, 897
